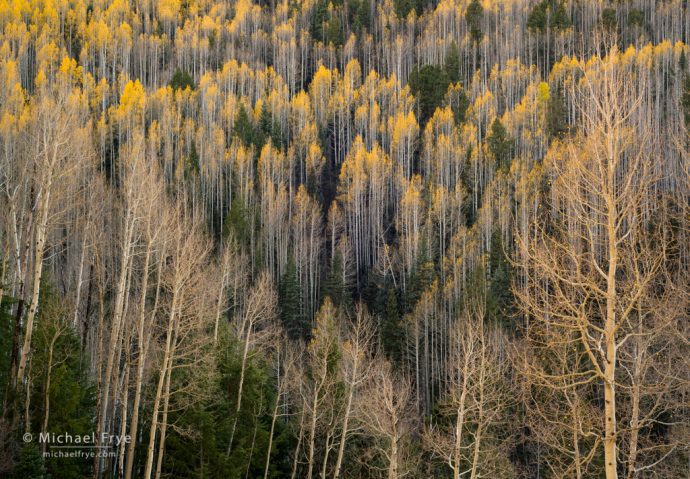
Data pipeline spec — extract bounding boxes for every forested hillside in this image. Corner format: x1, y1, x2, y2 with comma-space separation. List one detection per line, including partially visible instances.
0, 0, 688, 477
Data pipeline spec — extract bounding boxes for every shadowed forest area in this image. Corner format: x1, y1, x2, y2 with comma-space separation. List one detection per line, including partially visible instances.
0, 0, 689, 477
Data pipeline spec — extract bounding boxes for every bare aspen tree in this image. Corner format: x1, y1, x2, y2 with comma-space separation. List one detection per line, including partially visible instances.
38, 301, 69, 456
333, 304, 377, 479
362, 359, 416, 479
296, 298, 342, 478
425, 300, 515, 479
144, 199, 212, 479
226, 272, 278, 455
264, 342, 300, 479
96, 134, 153, 472
516, 336, 602, 478
515, 47, 688, 478
16, 91, 90, 393
213, 235, 246, 344
123, 162, 167, 479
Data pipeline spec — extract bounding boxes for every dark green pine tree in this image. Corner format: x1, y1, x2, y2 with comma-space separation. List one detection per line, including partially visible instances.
349, 0, 370, 32
408, 65, 450, 126
326, 15, 344, 47
394, 0, 416, 19
487, 118, 515, 172
465, 0, 483, 44
233, 104, 255, 148
444, 41, 460, 84
13, 444, 47, 479
527, 1, 571, 33
185, 140, 200, 177
258, 102, 285, 151
551, 2, 571, 30
380, 286, 403, 362
601, 8, 617, 31
279, 257, 309, 341
460, 145, 477, 227
546, 85, 569, 139
405, 241, 436, 313
527, 1, 547, 33
0, 291, 14, 404
30, 284, 96, 479
224, 196, 251, 248
322, 250, 348, 309
169, 68, 195, 91
163, 334, 293, 479
486, 230, 516, 330
449, 85, 470, 125
311, 0, 329, 42
627, 9, 644, 28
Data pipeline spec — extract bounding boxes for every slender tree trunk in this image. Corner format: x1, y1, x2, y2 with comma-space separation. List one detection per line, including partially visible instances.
118, 365, 130, 476
40, 331, 60, 455
604, 167, 618, 479
333, 382, 354, 479
263, 391, 281, 479
144, 294, 177, 479
626, 344, 643, 479
154, 338, 175, 479
227, 318, 253, 455
17, 180, 52, 387
96, 212, 136, 476
452, 390, 467, 479
306, 389, 319, 479
124, 248, 155, 479
290, 411, 305, 479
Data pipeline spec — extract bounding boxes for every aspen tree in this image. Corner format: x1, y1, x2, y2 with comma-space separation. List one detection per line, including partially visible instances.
362, 358, 416, 479
144, 199, 212, 479
226, 272, 279, 456
94, 134, 152, 474
299, 298, 342, 478
16, 91, 90, 391
425, 300, 515, 479
515, 48, 687, 478
123, 163, 167, 479
333, 304, 376, 479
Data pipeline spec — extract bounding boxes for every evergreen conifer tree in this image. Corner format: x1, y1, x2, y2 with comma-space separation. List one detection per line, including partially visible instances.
279, 257, 309, 340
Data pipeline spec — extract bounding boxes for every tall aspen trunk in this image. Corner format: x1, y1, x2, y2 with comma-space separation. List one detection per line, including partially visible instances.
263, 391, 281, 479
154, 340, 175, 479
306, 389, 320, 479
213, 270, 227, 344
124, 248, 156, 479
626, 342, 643, 479
604, 163, 618, 479
333, 387, 353, 479
469, 348, 486, 479
452, 383, 468, 479
40, 330, 60, 455
17, 178, 52, 388
290, 410, 305, 479
73, 233, 88, 328
226, 320, 253, 455
388, 429, 398, 479
95, 211, 135, 477
144, 293, 178, 479
118, 365, 130, 476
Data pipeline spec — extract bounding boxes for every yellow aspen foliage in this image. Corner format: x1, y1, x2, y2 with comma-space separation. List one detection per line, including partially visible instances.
390, 110, 419, 179
158, 0, 180, 23
399, 174, 424, 277
310, 64, 334, 130
117, 79, 146, 121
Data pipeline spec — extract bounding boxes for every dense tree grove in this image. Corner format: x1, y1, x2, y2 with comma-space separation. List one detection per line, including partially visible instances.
0, 1, 688, 478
